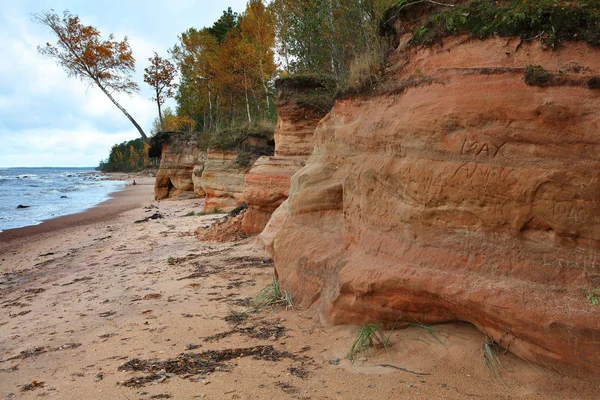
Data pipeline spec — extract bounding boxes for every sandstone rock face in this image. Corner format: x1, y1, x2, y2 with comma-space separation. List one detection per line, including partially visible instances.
242, 157, 304, 234
192, 165, 205, 197
269, 37, 600, 379
199, 149, 248, 211
242, 79, 332, 234
273, 79, 331, 159
155, 136, 205, 200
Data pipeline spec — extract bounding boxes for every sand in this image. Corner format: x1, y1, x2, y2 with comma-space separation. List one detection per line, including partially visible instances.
0, 178, 598, 399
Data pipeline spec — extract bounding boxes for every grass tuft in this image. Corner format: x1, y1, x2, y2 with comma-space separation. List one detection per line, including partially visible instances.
586, 286, 600, 306
224, 307, 249, 324
348, 323, 391, 361
482, 335, 502, 379
167, 256, 175, 265
252, 277, 294, 310
405, 321, 445, 345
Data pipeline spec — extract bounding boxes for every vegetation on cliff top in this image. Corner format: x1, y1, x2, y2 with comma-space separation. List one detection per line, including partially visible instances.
409, 0, 600, 48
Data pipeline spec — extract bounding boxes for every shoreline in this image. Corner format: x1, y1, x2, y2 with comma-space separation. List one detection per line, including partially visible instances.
0, 176, 154, 246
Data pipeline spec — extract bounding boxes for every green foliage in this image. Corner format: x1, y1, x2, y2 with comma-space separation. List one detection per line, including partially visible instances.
235, 151, 251, 167
167, 256, 175, 265
524, 65, 552, 86
272, 0, 397, 89
98, 138, 148, 172
278, 73, 337, 111
253, 276, 294, 310
412, 0, 600, 49
182, 211, 196, 217
345, 41, 387, 94
206, 122, 275, 167
348, 323, 391, 361
208, 7, 239, 43
586, 286, 599, 306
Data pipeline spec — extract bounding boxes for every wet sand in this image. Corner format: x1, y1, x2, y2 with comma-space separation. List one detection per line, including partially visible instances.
0, 179, 598, 399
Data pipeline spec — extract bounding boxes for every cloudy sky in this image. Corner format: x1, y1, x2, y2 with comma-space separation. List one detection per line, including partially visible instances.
0, 0, 248, 167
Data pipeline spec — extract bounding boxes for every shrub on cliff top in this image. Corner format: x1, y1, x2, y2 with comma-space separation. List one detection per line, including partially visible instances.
524, 65, 552, 86
345, 41, 387, 94
277, 73, 337, 112
206, 121, 275, 151
410, 0, 600, 48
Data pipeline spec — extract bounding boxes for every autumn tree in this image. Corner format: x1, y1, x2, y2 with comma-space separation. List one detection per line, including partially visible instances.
150, 107, 194, 133
239, 0, 277, 115
144, 52, 177, 132
170, 2, 277, 130
172, 28, 221, 130
34, 10, 149, 141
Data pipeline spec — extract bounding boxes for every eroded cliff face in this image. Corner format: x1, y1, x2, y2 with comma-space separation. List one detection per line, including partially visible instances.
267, 37, 600, 378
155, 136, 205, 200
242, 78, 333, 234
199, 149, 247, 211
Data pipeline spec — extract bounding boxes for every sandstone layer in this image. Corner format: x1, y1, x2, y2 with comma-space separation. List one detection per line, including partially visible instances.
154, 135, 205, 200
267, 36, 600, 379
199, 149, 250, 211
242, 78, 333, 234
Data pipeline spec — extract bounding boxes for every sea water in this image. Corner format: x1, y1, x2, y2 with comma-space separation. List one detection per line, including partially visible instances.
0, 167, 127, 232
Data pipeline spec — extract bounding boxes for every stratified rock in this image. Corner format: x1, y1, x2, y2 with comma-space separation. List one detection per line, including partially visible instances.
242, 157, 304, 234
192, 165, 205, 198
269, 36, 600, 379
154, 133, 205, 200
199, 131, 274, 212
242, 76, 334, 234
199, 149, 249, 211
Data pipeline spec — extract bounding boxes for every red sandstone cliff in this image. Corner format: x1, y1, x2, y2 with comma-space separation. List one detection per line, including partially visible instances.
200, 134, 274, 212
154, 135, 205, 200
266, 34, 600, 378
242, 78, 333, 234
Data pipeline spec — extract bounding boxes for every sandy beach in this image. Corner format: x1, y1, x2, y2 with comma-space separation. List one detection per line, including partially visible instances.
0, 178, 598, 399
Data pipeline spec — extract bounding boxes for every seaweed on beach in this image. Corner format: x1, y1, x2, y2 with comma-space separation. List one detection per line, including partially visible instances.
118, 345, 297, 387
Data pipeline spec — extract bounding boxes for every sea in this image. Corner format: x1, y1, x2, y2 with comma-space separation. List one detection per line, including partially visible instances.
0, 167, 127, 232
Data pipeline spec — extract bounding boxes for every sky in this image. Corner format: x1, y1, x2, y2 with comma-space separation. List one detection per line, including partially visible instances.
0, 0, 248, 167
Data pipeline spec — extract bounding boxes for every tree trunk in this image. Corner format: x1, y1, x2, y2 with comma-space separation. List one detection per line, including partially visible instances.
259, 59, 271, 112
243, 70, 252, 124
157, 89, 165, 132
207, 80, 213, 131
97, 82, 148, 142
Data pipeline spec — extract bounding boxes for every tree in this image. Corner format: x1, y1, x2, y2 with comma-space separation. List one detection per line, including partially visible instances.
208, 7, 239, 43
34, 10, 148, 141
144, 52, 177, 132
271, 0, 396, 85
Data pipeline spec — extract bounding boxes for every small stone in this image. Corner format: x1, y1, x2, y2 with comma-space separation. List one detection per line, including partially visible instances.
328, 359, 340, 365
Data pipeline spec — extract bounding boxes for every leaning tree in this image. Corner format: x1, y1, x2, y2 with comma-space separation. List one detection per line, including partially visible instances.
34, 10, 148, 141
